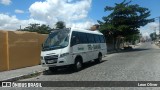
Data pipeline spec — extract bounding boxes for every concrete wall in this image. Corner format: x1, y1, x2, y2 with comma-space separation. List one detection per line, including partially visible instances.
0, 30, 47, 71
8, 31, 40, 70
38, 34, 48, 64
0, 31, 8, 71
38, 34, 48, 45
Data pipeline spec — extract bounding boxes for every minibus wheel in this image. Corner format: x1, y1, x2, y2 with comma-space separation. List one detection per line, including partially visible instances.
95, 53, 102, 63
73, 58, 83, 71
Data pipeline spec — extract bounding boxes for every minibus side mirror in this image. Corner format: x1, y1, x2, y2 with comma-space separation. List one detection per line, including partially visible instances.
71, 41, 75, 47
71, 36, 75, 47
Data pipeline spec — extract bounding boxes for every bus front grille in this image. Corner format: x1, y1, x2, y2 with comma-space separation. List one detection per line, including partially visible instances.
44, 55, 58, 64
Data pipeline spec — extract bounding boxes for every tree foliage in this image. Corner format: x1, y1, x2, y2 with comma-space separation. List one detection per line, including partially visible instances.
18, 24, 52, 34
55, 21, 66, 29
98, 0, 154, 38
17, 21, 67, 34
125, 34, 140, 44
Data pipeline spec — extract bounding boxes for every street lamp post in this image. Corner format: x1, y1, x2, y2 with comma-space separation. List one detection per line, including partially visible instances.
155, 16, 160, 44
159, 17, 160, 43
153, 27, 156, 42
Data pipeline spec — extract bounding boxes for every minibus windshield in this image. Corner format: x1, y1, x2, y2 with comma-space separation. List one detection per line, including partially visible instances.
42, 29, 70, 51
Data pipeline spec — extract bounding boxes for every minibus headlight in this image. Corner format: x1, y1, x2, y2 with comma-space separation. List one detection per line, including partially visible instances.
60, 52, 69, 57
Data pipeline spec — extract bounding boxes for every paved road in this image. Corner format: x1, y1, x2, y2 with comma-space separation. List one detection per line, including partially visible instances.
2, 42, 160, 90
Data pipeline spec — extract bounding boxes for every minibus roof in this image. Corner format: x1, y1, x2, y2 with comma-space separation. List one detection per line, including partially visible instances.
50, 28, 103, 35
71, 28, 103, 35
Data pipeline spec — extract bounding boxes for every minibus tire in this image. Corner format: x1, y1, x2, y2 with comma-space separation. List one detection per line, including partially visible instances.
95, 53, 102, 63
73, 58, 83, 72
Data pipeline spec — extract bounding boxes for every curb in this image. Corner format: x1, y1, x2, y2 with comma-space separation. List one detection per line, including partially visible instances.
1, 70, 44, 82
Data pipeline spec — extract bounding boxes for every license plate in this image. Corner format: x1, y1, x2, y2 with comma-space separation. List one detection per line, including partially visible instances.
47, 60, 54, 63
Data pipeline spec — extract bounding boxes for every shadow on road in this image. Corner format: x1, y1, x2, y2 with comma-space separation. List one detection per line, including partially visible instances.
120, 48, 150, 53
128, 48, 149, 52
43, 60, 108, 75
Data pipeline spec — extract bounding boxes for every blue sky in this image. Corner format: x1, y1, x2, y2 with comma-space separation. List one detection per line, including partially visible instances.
0, 0, 42, 19
0, 0, 159, 36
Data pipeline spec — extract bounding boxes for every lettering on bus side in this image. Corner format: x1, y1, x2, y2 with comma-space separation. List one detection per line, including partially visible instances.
93, 44, 101, 49
88, 45, 92, 50
78, 47, 84, 51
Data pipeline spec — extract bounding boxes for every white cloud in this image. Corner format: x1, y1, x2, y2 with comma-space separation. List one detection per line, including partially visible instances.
0, 14, 45, 30
139, 22, 159, 36
29, 0, 93, 28
147, 22, 159, 30
71, 21, 95, 29
143, 32, 149, 37
0, 0, 94, 30
0, 0, 11, 5
0, 14, 19, 30
15, 9, 24, 14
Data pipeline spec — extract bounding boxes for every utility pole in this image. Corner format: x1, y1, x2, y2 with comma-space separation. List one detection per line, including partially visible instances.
155, 16, 160, 42
153, 27, 157, 42
20, 25, 21, 30
159, 17, 160, 41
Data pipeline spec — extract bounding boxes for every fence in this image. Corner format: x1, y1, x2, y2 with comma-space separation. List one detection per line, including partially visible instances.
0, 30, 47, 72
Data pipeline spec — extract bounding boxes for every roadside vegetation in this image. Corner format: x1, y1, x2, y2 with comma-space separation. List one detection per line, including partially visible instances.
17, 21, 66, 34
98, 0, 154, 50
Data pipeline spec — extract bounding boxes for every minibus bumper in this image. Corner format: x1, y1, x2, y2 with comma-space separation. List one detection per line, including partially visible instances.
41, 57, 71, 67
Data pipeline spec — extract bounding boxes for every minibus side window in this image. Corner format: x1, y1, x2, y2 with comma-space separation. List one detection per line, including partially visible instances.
71, 31, 80, 46
94, 35, 101, 43
99, 35, 105, 43
78, 32, 88, 44
87, 34, 95, 43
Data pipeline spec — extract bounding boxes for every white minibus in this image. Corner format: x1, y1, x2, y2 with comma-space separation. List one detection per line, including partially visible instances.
41, 28, 107, 71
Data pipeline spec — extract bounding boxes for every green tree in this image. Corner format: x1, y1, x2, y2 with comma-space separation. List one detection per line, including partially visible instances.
125, 34, 140, 44
23, 23, 40, 32
37, 24, 52, 34
98, 0, 154, 48
55, 21, 66, 29
18, 24, 52, 34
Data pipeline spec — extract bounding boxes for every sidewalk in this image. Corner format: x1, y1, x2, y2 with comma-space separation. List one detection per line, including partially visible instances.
107, 43, 142, 54
0, 65, 47, 81
153, 43, 160, 49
